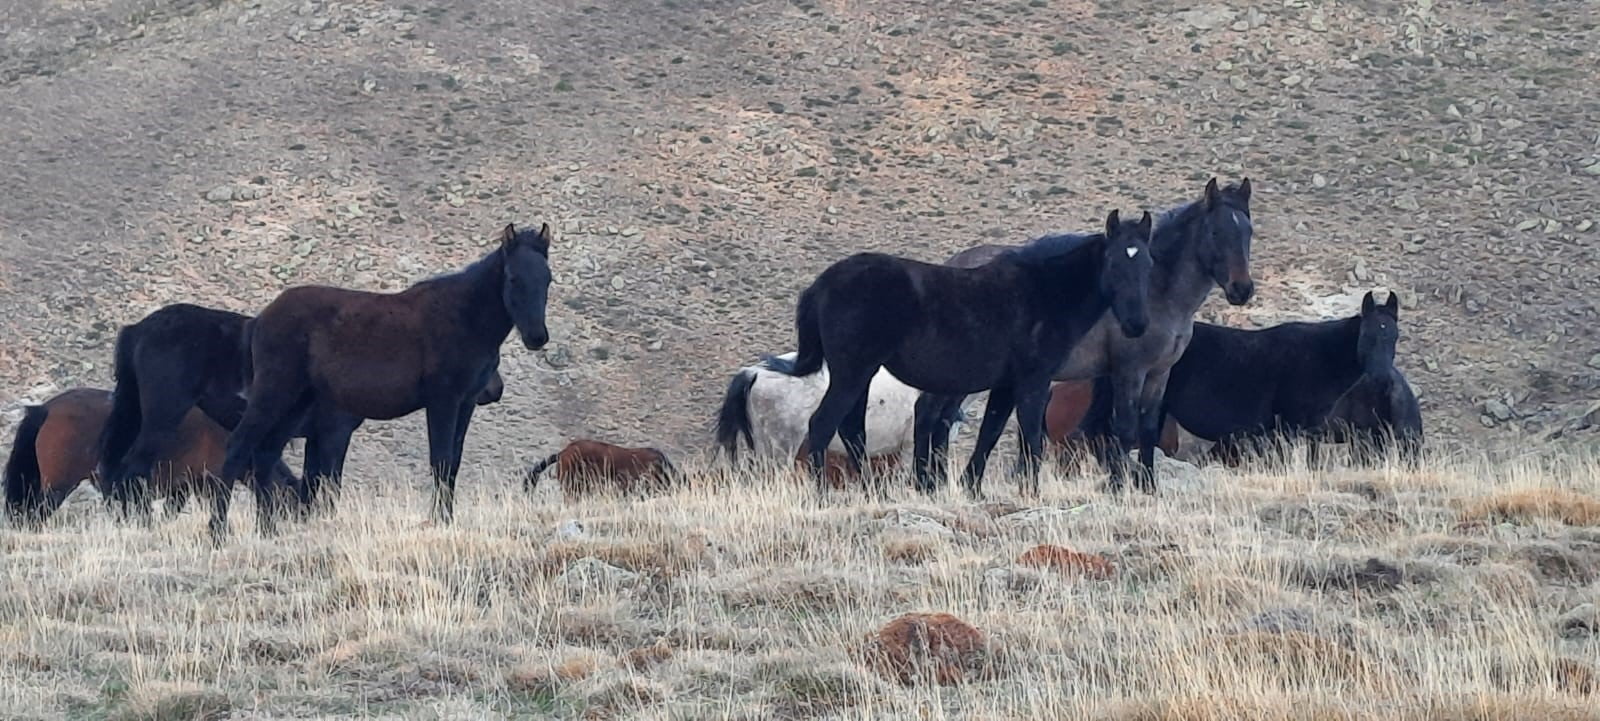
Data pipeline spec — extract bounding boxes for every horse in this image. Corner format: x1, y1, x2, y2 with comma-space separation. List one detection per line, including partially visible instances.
917, 178, 1254, 494
209, 221, 553, 541
793, 443, 906, 491
96, 302, 506, 519
1324, 365, 1423, 467
1043, 380, 1179, 466
771, 209, 1154, 499
1143, 290, 1415, 466
712, 352, 969, 464
524, 439, 680, 501
4, 387, 298, 527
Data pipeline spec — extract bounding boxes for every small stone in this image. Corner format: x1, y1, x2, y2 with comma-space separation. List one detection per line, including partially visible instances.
555, 519, 586, 540
1484, 400, 1514, 422
1393, 195, 1420, 211
568, 162, 582, 171
543, 344, 572, 369
1576, 220, 1594, 232
619, 226, 641, 237
1445, 104, 1462, 118
610, 275, 625, 290
1352, 257, 1371, 283
1587, 353, 1600, 370
1281, 74, 1302, 87
1308, 12, 1328, 31
1515, 219, 1540, 231
1229, 75, 1248, 91
1544, 219, 1561, 233
1312, 173, 1327, 188
1580, 160, 1600, 176
1216, 60, 1233, 70
1175, 7, 1236, 31
205, 185, 235, 202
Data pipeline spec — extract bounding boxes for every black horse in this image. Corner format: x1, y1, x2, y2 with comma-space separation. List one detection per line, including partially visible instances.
96, 303, 505, 520
210, 222, 552, 542
1112, 290, 1416, 466
771, 210, 1154, 498
1323, 300, 1423, 467
918, 178, 1255, 492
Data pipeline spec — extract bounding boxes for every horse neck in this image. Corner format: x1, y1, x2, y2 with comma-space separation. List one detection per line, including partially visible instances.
1325, 316, 1366, 372
1149, 205, 1217, 315
424, 250, 514, 349
1015, 245, 1104, 319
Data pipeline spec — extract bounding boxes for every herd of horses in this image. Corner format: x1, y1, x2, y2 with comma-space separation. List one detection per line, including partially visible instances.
1, 178, 1423, 544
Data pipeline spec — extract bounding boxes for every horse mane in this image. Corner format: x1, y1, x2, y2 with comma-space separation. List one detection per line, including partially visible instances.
1151, 181, 1250, 251
1006, 231, 1103, 267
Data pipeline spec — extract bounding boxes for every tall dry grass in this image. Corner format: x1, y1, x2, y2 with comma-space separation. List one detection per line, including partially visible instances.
2, 447, 1598, 720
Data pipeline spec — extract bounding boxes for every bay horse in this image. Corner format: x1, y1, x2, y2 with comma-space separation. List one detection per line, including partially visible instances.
524, 439, 680, 501
210, 222, 553, 541
1146, 290, 1416, 466
772, 209, 1154, 499
918, 178, 1254, 493
4, 387, 297, 527
96, 302, 505, 519
1044, 380, 1179, 466
713, 352, 969, 464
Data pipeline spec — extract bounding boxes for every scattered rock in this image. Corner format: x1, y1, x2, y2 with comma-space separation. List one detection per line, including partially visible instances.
858, 613, 1004, 686
1588, 353, 1600, 370
1484, 399, 1515, 422
1312, 173, 1327, 188
555, 519, 587, 540
1281, 74, 1303, 87
1393, 195, 1421, 211
1557, 603, 1599, 640
1016, 545, 1114, 579
205, 185, 235, 202
558, 558, 642, 589
872, 509, 956, 540
1175, 6, 1237, 31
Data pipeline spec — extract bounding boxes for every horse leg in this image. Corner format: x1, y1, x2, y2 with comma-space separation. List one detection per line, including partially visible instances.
424, 401, 467, 523
1012, 382, 1051, 497
448, 399, 477, 481
211, 387, 306, 545
108, 397, 192, 525
959, 385, 1016, 500
249, 396, 313, 537
837, 393, 877, 497
1131, 371, 1173, 494
164, 481, 191, 519
302, 408, 359, 515
803, 373, 874, 497
912, 393, 956, 495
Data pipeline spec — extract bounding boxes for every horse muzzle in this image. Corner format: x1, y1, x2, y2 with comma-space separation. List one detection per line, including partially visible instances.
1225, 279, 1255, 306
1118, 316, 1149, 339
521, 330, 550, 350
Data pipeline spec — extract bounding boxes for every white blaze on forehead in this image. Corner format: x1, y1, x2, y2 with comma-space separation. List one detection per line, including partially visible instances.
1125, 246, 1140, 258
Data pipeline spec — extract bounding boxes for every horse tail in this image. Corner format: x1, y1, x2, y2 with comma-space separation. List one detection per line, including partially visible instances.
96, 326, 143, 479
713, 368, 759, 462
4, 405, 50, 524
785, 286, 825, 377
523, 452, 560, 493
652, 449, 682, 486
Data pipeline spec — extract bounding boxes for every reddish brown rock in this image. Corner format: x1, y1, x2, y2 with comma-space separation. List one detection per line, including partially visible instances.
859, 612, 1002, 686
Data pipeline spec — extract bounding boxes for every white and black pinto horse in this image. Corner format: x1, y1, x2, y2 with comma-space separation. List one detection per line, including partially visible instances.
714, 352, 969, 464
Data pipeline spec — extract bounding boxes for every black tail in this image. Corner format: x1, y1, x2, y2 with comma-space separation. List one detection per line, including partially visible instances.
4, 405, 50, 525
96, 326, 144, 481
713, 368, 759, 462
784, 286, 825, 377
238, 317, 257, 391
524, 452, 560, 493
652, 449, 682, 487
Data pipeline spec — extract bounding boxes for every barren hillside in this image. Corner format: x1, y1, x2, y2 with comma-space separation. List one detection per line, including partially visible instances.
2, 0, 1598, 473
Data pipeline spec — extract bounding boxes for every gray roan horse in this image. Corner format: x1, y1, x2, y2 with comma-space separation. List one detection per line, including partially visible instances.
916, 178, 1255, 493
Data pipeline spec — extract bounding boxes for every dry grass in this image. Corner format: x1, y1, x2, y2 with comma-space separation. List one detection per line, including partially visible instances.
3, 449, 1600, 719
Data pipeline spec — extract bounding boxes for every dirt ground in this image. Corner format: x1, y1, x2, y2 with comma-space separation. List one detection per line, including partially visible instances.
2, 0, 1598, 480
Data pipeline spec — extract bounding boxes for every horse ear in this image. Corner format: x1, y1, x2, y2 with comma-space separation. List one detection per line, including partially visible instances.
1137, 211, 1153, 237
1385, 291, 1400, 314
1202, 177, 1221, 210
1238, 177, 1252, 203
1361, 291, 1376, 315
1105, 209, 1121, 236
536, 222, 553, 250
498, 223, 518, 250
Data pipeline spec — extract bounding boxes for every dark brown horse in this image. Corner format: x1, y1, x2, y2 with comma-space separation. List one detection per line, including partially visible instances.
1044, 380, 1178, 465
4, 388, 297, 526
524, 439, 680, 501
96, 302, 506, 521
209, 222, 553, 542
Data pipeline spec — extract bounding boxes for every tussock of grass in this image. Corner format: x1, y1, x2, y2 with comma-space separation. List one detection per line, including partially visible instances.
1460, 488, 1600, 527
2, 450, 1598, 717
